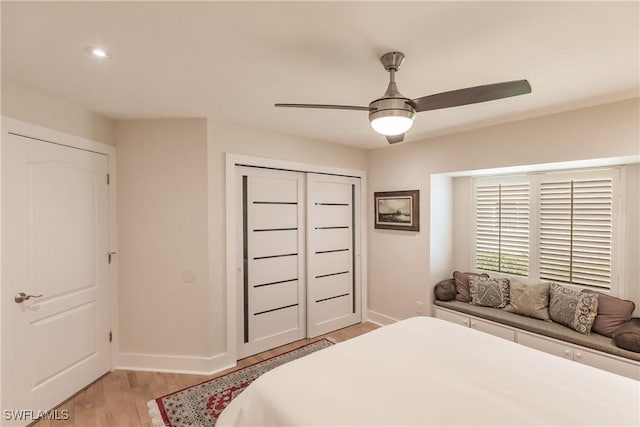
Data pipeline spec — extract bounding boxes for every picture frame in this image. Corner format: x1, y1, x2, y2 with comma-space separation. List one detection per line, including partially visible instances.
374, 190, 420, 231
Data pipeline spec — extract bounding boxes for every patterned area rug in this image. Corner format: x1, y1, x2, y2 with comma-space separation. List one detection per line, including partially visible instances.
147, 339, 334, 427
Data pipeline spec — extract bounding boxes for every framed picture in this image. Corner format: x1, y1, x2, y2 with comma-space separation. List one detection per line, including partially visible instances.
374, 190, 420, 231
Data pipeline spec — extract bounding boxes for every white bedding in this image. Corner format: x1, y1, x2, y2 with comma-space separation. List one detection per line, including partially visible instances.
217, 317, 640, 426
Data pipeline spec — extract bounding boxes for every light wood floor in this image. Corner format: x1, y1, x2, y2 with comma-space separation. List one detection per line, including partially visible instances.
34, 322, 379, 427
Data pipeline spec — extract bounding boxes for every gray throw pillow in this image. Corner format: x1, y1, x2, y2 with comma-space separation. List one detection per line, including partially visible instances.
504, 281, 551, 321
469, 276, 510, 308
613, 318, 640, 353
582, 290, 636, 337
549, 283, 599, 335
434, 279, 456, 301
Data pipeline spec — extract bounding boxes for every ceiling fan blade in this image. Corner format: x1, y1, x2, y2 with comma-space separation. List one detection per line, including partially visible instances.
412, 79, 531, 112
274, 103, 371, 111
386, 133, 405, 144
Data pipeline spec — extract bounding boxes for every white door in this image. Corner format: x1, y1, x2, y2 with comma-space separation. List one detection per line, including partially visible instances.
236, 167, 306, 358
1, 133, 111, 425
306, 173, 361, 338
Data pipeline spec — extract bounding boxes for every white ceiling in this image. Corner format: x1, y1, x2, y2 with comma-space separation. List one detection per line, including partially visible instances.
2, 1, 638, 149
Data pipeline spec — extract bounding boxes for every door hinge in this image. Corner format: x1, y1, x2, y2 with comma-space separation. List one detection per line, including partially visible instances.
109, 331, 112, 343
108, 251, 117, 264
106, 174, 110, 185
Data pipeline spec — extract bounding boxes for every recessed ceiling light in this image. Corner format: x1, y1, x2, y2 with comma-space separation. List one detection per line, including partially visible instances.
85, 46, 111, 59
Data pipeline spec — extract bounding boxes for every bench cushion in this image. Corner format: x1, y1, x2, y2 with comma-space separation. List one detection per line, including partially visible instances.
434, 300, 640, 362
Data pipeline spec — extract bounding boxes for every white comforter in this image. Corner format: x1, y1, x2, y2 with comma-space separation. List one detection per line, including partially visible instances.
217, 317, 640, 426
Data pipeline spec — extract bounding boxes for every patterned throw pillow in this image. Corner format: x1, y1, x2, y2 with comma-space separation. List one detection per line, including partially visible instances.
504, 281, 551, 321
469, 276, 510, 308
453, 271, 490, 303
549, 283, 599, 335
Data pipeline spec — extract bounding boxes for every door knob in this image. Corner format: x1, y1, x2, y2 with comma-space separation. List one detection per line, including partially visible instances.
14, 292, 43, 303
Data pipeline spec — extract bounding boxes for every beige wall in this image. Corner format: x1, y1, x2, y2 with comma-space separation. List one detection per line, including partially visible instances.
429, 175, 454, 304
206, 120, 368, 355
1, 79, 116, 145
367, 98, 640, 320
452, 176, 473, 271
116, 119, 210, 356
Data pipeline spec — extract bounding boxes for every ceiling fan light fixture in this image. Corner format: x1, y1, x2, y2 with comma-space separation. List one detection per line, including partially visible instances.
369, 94, 415, 136
370, 114, 414, 136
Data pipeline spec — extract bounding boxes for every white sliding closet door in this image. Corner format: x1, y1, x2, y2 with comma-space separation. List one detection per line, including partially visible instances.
306, 173, 361, 338
236, 167, 306, 358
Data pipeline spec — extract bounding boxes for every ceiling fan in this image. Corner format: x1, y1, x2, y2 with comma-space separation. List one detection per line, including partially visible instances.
275, 52, 531, 144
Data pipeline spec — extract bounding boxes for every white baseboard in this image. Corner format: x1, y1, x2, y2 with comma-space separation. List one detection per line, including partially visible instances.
366, 310, 399, 326
117, 351, 235, 375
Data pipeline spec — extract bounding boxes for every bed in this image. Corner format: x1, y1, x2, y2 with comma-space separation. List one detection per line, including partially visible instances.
217, 317, 639, 426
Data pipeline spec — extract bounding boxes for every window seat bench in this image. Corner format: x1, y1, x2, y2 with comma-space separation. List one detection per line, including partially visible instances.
433, 300, 640, 379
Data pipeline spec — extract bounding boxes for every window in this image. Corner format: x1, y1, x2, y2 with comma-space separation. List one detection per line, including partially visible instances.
474, 168, 619, 290
475, 182, 529, 276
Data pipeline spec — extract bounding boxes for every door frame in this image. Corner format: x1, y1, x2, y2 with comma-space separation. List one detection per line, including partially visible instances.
224, 153, 367, 365
0, 117, 118, 410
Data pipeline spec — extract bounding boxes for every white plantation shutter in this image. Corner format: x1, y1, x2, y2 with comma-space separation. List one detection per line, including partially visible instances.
475, 182, 529, 276
540, 178, 613, 289
476, 185, 500, 271
539, 181, 572, 283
